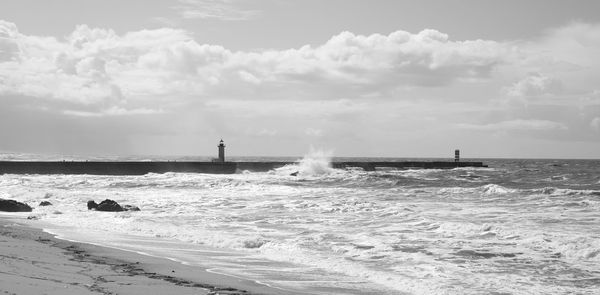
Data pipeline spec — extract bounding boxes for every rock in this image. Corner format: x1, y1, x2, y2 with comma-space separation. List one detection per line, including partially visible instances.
88, 199, 140, 212
96, 199, 124, 212
39, 201, 52, 206
0, 199, 33, 212
123, 205, 140, 211
87, 200, 98, 210
290, 171, 299, 176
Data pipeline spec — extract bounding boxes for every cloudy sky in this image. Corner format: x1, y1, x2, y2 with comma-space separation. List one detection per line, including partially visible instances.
1, 0, 599, 158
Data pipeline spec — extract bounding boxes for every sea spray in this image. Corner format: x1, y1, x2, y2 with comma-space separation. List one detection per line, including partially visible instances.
274, 147, 334, 176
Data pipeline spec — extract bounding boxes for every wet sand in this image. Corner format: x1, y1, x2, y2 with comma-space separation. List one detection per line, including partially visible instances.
0, 216, 295, 295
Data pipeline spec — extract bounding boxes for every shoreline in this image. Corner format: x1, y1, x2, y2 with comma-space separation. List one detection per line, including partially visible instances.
0, 215, 300, 295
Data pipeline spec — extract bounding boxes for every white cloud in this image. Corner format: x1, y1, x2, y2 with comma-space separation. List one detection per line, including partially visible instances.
0, 23, 197, 112
539, 22, 600, 66
263, 29, 506, 87
0, 20, 511, 117
507, 72, 562, 97
63, 106, 163, 117
507, 22, 600, 97
0, 20, 20, 62
238, 70, 261, 84
458, 119, 568, 131
174, 0, 259, 21
2, 18, 600, 133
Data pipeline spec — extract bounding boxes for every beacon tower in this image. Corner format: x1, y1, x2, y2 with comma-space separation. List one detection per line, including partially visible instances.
218, 139, 226, 162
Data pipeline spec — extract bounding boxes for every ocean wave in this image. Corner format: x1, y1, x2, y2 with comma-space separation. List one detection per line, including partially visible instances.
435, 184, 516, 197
271, 149, 335, 177
433, 222, 518, 240
530, 187, 600, 197
480, 184, 516, 195
257, 241, 445, 295
552, 237, 600, 262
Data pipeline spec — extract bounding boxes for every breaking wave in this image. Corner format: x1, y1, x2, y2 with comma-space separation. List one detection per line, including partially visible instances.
273, 148, 335, 177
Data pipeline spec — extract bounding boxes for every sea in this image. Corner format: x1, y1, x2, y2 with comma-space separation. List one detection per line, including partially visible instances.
1, 152, 599, 295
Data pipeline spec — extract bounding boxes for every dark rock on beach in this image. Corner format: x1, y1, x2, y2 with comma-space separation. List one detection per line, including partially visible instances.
87, 200, 98, 210
97, 199, 124, 212
0, 199, 33, 212
88, 199, 140, 212
39, 201, 53, 206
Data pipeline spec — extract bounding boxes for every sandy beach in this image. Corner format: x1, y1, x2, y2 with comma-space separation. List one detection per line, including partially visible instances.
0, 215, 292, 295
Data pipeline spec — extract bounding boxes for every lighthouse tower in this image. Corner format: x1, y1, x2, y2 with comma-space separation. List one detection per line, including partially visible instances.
218, 139, 226, 162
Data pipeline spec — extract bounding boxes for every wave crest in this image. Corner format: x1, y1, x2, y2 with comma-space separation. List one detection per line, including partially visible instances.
273, 148, 334, 177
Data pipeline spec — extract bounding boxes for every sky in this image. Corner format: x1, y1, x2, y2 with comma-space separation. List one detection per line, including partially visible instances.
1, 0, 600, 158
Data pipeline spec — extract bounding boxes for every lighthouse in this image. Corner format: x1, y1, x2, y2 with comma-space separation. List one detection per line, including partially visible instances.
218, 139, 226, 162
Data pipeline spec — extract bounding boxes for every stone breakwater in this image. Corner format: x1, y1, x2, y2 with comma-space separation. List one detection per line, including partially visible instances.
0, 161, 238, 175
0, 160, 487, 175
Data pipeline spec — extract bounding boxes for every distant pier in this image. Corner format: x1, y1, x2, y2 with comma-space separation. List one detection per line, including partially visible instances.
0, 142, 486, 175
0, 161, 237, 175
0, 160, 487, 175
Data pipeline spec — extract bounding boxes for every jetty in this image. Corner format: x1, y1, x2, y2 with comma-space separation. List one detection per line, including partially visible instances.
0, 142, 487, 175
